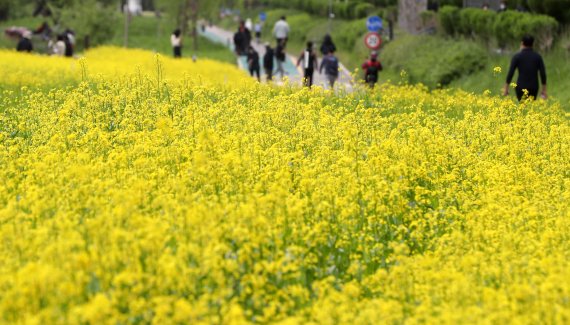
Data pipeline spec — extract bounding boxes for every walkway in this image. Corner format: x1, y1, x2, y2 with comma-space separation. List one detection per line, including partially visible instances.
199, 25, 354, 89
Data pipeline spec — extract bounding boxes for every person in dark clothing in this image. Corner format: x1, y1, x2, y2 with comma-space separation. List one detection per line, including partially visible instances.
233, 21, 251, 56
504, 35, 547, 101
16, 32, 33, 53
320, 51, 339, 89
320, 34, 336, 56
297, 41, 318, 87
263, 43, 274, 82
247, 46, 261, 82
362, 52, 383, 88
275, 40, 286, 79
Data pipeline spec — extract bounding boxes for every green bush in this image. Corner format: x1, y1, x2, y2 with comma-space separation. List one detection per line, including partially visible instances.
353, 2, 375, 19
439, 8, 559, 51
492, 10, 558, 50
527, 0, 570, 25
382, 35, 487, 88
438, 5, 460, 36
58, 0, 119, 48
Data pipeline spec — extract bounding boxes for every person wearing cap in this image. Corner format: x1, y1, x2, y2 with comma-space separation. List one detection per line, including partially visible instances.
504, 35, 547, 101
362, 52, 383, 88
263, 43, 275, 82
17, 31, 33, 53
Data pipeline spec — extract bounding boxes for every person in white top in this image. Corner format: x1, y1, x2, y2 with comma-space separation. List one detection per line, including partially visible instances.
171, 29, 182, 58
273, 16, 290, 47
245, 18, 253, 32
52, 34, 66, 56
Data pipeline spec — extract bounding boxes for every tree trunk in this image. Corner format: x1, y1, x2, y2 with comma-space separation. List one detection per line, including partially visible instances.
191, 0, 199, 51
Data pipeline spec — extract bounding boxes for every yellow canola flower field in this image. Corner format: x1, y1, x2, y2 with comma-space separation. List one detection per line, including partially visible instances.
1, 49, 570, 324
0, 46, 247, 88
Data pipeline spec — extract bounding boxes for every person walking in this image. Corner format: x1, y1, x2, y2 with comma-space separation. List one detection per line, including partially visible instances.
263, 43, 274, 82
254, 22, 262, 44
274, 40, 286, 79
320, 51, 339, 89
504, 35, 547, 101
273, 16, 290, 48
247, 46, 261, 82
233, 21, 251, 56
362, 52, 383, 88
171, 29, 182, 58
320, 34, 336, 56
16, 31, 33, 53
297, 41, 318, 87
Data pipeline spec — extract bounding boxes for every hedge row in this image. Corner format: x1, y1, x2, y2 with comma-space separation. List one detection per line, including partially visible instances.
382, 34, 487, 88
258, 0, 397, 20
439, 6, 559, 50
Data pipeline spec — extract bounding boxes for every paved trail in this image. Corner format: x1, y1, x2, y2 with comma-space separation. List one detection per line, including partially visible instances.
200, 25, 354, 89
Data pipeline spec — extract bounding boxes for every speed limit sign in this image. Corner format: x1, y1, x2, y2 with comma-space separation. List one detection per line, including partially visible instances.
364, 32, 382, 50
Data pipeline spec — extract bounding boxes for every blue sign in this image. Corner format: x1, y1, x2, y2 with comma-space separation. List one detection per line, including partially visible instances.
259, 12, 267, 22
366, 16, 383, 32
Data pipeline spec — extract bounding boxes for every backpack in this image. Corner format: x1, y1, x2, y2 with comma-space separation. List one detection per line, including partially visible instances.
325, 57, 339, 77
365, 62, 380, 83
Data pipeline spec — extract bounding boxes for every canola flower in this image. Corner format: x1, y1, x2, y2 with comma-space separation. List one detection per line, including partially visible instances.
0, 49, 570, 324
0, 47, 247, 88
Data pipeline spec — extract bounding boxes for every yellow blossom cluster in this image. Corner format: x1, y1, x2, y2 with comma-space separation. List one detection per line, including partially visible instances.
0, 47, 247, 88
0, 49, 570, 324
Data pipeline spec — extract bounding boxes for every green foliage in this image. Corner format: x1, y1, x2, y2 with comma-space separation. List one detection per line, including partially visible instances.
457, 8, 496, 43
439, 8, 559, 51
334, 18, 368, 50
527, 0, 570, 25
58, 0, 119, 48
261, 0, 396, 20
382, 35, 487, 88
438, 5, 459, 36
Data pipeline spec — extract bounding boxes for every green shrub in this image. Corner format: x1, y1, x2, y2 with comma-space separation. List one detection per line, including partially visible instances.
527, 0, 570, 25
353, 2, 375, 19
382, 35, 487, 88
438, 5, 459, 36
439, 8, 559, 51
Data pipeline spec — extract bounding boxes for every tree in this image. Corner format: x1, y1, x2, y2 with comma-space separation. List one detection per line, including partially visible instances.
156, 0, 222, 51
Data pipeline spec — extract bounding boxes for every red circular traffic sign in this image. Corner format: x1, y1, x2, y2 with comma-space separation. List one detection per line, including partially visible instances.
364, 32, 382, 50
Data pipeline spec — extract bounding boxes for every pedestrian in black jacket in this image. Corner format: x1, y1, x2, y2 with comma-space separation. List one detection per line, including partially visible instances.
247, 46, 261, 82
263, 43, 274, 82
16, 32, 33, 53
504, 35, 547, 101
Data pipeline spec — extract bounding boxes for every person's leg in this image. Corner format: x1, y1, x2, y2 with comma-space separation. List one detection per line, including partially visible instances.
303, 69, 310, 87
515, 87, 524, 101
249, 68, 254, 77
